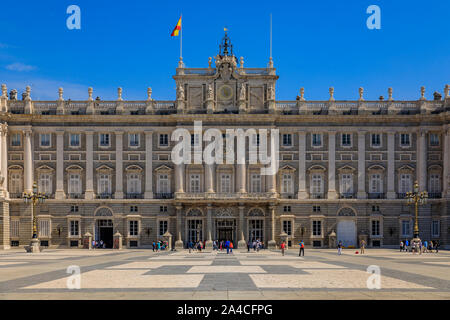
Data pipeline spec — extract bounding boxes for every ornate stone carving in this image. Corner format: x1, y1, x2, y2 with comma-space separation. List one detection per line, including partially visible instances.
177, 84, 185, 101
420, 86, 426, 100
117, 87, 123, 101
9, 89, 17, 100
58, 87, 63, 101
329, 87, 335, 101
337, 207, 356, 216
267, 84, 275, 101
239, 83, 246, 101
95, 207, 113, 216
147, 87, 152, 101
207, 84, 214, 101
359, 87, 364, 101
299, 87, 305, 101
388, 87, 393, 101
248, 208, 264, 216
215, 207, 234, 217
187, 208, 202, 216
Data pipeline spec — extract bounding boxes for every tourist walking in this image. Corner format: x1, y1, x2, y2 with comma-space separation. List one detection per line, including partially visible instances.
247, 240, 251, 252
225, 240, 230, 254
337, 241, 343, 255
435, 240, 439, 253
229, 241, 233, 253
400, 241, 404, 252
360, 239, 366, 254
299, 240, 305, 257
280, 241, 286, 256
405, 239, 409, 252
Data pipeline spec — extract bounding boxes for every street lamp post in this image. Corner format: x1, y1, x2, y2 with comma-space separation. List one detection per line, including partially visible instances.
405, 181, 428, 244
23, 181, 47, 253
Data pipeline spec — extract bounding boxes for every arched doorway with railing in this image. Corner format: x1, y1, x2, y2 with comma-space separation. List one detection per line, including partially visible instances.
94, 206, 114, 248
336, 207, 357, 248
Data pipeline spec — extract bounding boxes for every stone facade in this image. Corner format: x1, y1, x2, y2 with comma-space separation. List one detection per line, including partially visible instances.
0, 34, 449, 249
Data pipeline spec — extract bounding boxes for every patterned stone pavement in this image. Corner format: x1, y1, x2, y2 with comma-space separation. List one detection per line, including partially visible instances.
0, 248, 449, 299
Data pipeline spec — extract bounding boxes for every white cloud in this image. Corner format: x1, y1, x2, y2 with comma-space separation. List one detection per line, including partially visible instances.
5, 62, 36, 72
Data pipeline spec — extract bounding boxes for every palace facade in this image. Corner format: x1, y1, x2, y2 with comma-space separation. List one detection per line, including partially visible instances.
0, 34, 449, 250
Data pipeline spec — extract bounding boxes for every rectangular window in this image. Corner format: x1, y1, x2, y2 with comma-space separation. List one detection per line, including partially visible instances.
220, 174, 231, 193
312, 220, 322, 236
39, 219, 50, 237
159, 134, 169, 146
70, 205, 79, 212
429, 174, 441, 193
371, 133, 381, 147
11, 219, 20, 237
248, 219, 263, 242
313, 205, 321, 212
283, 220, 292, 236
157, 174, 170, 193
281, 173, 293, 193
339, 174, 353, 195
341, 133, 351, 147
129, 133, 140, 147
312, 133, 322, 147
188, 219, 203, 242
311, 174, 323, 194
99, 133, 110, 147
399, 174, 412, 193
70, 220, 79, 236
38, 173, 52, 195
129, 220, 139, 236
68, 174, 81, 195
432, 220, 440, 237
127, 173, 141, 194
400, 133, 410, 147
130, 206, 138, 212
11, 133, 21, 146
160, 206, 168, 213
429, 133, 439, 146
371, 220, 380, 236
401, 220, 410, 237
283, 206, 291, 212
40, 134, 51, 147
370, 174, 382, 193
98, 174, 111, 194
159, 220, 168, 237
372, 205, 380, 212
70, 134, 80, 147
250, 174, 261, 193
282, 134, 292, 146
190, 174, 201, 193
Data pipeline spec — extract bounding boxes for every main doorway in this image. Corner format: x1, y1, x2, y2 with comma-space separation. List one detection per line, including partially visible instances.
215, 219, 236, 243
337, 220, 356, 247
96, 219, 113, 248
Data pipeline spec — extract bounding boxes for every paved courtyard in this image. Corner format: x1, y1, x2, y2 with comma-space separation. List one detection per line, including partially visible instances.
0, 247, 449, 299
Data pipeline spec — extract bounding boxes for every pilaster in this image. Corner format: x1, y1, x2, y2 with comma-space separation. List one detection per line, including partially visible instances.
357, 131, 367, 199
297, 130, 307, 199
327, 131, 337, 199
144, 130, 153, 198
386, 130, 396, 199
114, 131, 124, 199
54, 130, 66, 199
84, 131, 95, 199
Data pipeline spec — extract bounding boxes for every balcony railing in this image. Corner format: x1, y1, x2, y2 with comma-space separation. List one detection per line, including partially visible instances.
310, 192, 325, 199
154, 192, 173, 199
428, 192, 442, 199
397, 193, 407, 199
9, 193, 22, 199
67, 193, 83, 199
96, 193, 114, 199
125, 193, 143, 199
339, 193, 355, 199
368, 192, 386, 199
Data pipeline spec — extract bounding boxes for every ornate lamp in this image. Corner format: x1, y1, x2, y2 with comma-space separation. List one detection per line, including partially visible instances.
405, 181, 428, 242
23, 181, 47, 251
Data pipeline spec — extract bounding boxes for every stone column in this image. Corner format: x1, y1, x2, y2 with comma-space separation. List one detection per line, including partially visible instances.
175, 205, 184, 249
297, 130, 307, 199
357, 131, 367, 198
418, 130, 427, 191
238, 204, 246, 249
144, 130, 153, 198
206, 204, 213, 248
266, 130, 277, 194
85, 131, 95, 199
386, 131, 396, 199
175, 164, 184, 193
0, 124, 8, 198
327, 131, 337, 199
267, 205, 276, 249
55, 130, 65, 199
443, 128, 450, 198
23, 129, 33, 193
205, 164, 214, 193
114, 131, 124, 199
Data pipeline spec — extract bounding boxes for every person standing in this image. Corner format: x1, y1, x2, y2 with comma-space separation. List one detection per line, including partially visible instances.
360, 239, 366, 255
229, 241, 233, 253
247, 240, 251, 252
299, 240, 305, 257
405, 239, 409, 252
400, 241, 404, 252
280, 241, 286, 256
337, 241, 343, 255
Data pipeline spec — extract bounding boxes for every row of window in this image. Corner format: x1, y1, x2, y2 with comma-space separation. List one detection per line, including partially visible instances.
9, 171, 442, 196
9, 132, 442, 149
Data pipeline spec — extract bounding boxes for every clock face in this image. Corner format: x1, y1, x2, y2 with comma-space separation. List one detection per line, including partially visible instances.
218, 85, 233, 100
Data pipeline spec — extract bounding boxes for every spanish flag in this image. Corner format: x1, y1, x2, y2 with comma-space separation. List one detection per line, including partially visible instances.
171, 16, 182, 36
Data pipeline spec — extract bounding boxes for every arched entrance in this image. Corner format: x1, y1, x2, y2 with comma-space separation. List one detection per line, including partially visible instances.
336, 207, 357, 247
94, 207, 114, 248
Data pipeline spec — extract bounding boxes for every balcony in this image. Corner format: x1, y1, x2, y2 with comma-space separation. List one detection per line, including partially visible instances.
125, 193, 144, 199
310, 193, 325, 199
339, 193, 355, 199
154, 192, 173, 199
67, 193, 83, 199
428, 192, 442, 199
96, 193, 114, 199
368, 193, 386, 199
9, 193, 22, 199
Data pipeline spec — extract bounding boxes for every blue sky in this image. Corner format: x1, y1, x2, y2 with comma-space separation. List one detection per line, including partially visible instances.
0, 0, 449, 101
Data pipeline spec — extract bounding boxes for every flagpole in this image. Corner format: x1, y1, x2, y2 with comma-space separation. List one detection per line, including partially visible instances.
270, 13, 272, 60
180, 14, 183, 60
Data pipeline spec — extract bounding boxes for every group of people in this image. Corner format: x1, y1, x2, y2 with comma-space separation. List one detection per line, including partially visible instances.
91, 239, 106, 249
247, 239, 264, 252
400, 239, 440, 254
188, 240, 204, 252
212, 240, 234, 253
152, 240, 169, 252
